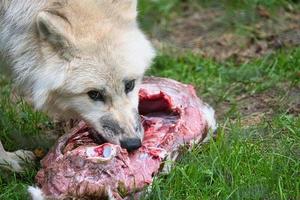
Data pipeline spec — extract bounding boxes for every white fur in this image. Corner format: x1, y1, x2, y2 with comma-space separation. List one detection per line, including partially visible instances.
202, 103, 217, 132
0, 0, 155, 171
28, 186, 45, 200
201, 103, 217, 143
0, 142, 35, 172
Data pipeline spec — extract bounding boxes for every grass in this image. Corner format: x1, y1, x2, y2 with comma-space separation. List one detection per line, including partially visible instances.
146, 115, 300, 200
143, 49, 300, 199
138, 0, 297, 33
149, 48, 300, 107
1, 1, 300, 199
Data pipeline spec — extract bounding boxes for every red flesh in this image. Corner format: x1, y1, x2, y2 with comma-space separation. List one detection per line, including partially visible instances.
35, 77, 213, 199
94, 146, 104, 156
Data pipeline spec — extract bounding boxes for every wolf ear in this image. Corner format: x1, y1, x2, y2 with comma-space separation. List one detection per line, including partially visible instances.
113, 0, 137, 20
36, 11, 74, 49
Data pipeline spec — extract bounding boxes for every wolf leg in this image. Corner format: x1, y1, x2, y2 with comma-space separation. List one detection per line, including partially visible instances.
0, 140, 36, 172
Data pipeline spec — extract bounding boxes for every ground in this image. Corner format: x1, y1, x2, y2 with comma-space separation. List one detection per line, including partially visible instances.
0, 1, 300, 199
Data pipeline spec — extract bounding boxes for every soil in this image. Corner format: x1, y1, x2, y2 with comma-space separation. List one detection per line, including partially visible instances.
151, 5, 300, 63
214, 84, 300, 126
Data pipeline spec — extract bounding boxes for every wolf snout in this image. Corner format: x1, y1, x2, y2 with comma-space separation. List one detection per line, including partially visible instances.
101, 117, 123, 135
120, 138, 142, 151
99, 115, 143, 150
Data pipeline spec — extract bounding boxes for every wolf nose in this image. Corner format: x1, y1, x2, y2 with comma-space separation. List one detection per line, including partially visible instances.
120, 138, 142, 151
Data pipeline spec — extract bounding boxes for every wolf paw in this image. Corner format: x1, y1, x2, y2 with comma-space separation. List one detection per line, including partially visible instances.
2, 150, 36, 172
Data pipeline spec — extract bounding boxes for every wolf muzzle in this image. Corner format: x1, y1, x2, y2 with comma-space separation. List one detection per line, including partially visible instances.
98, 112, 143, 151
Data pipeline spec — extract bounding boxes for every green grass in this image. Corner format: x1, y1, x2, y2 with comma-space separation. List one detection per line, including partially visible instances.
146, 115, 300, 200
0, 77, 52, 152
138, 0, 297, 33
0, 170, 37, 200
141, 48, 300, 199
148, 48, 300, 108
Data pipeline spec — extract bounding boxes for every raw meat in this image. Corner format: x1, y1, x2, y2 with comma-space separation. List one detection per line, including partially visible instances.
32, 77, 216, 199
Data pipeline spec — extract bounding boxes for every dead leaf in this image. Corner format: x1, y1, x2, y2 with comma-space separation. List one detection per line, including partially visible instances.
257, 6, 270, 18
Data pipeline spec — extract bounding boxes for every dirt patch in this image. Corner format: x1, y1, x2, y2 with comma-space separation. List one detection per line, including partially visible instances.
152, 6, 300, 62
214, 85, 300, 126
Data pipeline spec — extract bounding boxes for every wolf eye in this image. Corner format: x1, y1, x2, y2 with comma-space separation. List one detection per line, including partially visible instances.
125, 80, 135, 94
87, 90, 105, 102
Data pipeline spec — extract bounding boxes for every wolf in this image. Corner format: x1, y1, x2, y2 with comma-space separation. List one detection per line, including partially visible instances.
0, 0, 155, 173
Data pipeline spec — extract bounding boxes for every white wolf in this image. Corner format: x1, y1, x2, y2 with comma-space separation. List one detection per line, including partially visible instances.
0, 0, 155, 173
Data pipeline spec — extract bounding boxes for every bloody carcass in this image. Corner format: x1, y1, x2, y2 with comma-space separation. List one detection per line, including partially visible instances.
29, 77, 216, 199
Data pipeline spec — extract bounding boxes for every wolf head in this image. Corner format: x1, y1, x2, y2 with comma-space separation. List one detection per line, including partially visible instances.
32, 0, 155, 150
